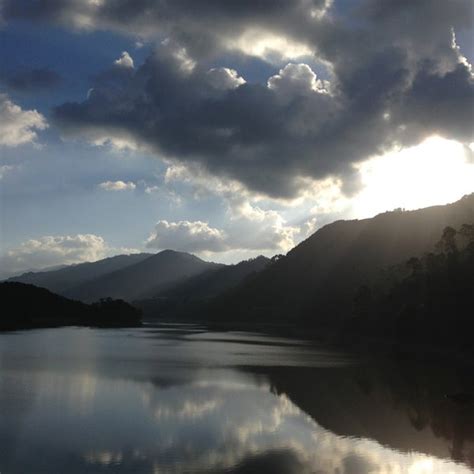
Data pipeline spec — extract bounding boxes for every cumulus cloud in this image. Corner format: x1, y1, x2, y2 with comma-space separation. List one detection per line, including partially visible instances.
267, 63, 329, 98
146, 220, 228, 253
52, 50, 341, 198
7, 0, 474, 198
161, 162, 357, 255
206, 67, 245, 90
2, 0, 329, 62
99, 180, 136, 191
145, 213, 300, 256
0, 234, 108, 279
163, 163, 304, 254
114, 51, 134, 68
0, 94, 48, 147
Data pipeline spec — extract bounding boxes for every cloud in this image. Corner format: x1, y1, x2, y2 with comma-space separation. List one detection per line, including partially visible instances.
114, 51, 134, 69
163, 163, 304, 253
146, 220, 228, 253
99, 180, 136, 191
2, 0, 329, 62
8, 0, 474, 198
226, 204, 300, 253
0, 234, 108, 279
162, 161, 355, 255
52, 49, 340, 198
206, 67, 245, 91
0, 94, 48, 147
144, 185, 159, 194
4, 0, 471, 70
2, 67, 62, 91
80, 376, 470, 474
145, 212, 300, 256
267, 63, 329, 98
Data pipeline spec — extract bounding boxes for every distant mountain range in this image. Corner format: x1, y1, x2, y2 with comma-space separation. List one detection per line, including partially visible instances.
64, 250, 223, 303
6, 253, 152, 295
6, 247, 270, 311
6, 194, 474, 335
136, 255, 270, 317
8, 250, 222, 303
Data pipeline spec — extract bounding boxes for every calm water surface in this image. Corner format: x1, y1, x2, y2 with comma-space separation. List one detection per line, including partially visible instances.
0, 324, 473, 473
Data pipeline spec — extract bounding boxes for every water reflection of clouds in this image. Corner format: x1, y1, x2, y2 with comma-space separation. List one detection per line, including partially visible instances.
1, 327, 472, 473
123, 378, 470, 474
36, 372, 98, 406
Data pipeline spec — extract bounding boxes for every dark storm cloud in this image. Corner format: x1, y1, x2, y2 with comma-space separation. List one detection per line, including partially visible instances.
2, 0, 327, 59
3, 0, 472, 67
6, 0, 474, 198
53, 47, 347, 197
396, 63, 474, 142
2, 68, 62, 91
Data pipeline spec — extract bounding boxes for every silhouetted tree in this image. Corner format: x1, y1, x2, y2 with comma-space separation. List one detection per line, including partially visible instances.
349, 223, 474, 351
436, 226, 458, 255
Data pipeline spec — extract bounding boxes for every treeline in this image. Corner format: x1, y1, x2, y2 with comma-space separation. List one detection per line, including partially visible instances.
136, 255, 271, 319
348, 224, 474, 350
0, 282, 142, 330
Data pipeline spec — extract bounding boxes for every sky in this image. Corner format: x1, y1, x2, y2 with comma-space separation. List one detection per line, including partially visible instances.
0, 0, 473, 278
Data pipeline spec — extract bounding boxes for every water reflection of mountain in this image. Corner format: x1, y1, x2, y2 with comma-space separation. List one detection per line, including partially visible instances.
1, 326, 473, 473
246, 363, 474, 467
139, 374, 470, 474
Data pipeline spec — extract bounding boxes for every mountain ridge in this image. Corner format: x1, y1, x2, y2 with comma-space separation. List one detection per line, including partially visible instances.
199, 193, 474, 326
63, 249, 223, 303
6, 253, 153, 294
136, 255, 270, 318
5, 194, 474, 318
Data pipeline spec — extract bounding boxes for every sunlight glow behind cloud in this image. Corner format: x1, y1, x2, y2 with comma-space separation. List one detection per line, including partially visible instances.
353, 136, 474, 218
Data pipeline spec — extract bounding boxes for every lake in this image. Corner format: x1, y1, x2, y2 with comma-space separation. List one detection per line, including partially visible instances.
0, 324, 473, 473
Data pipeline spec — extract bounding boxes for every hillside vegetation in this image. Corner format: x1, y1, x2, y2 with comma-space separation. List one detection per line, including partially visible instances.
198, 194, 474, 329
0, 282, 142, 330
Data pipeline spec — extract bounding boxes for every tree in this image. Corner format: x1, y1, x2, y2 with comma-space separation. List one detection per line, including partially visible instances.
436, 226, 458, 255
459, 224, 474, 256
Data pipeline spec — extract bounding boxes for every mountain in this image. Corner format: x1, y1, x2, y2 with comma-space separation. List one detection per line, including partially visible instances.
6, 253, 152, 294
0, 282, 142, 330
137, 255, 270, 318
63, 250, 223, 303
201, 194, 474, 327
345, 222, 474, 349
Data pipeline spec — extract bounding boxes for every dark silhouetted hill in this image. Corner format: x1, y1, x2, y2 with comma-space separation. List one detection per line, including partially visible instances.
6, 253, 152, 294
200, 194, 474, 327
345, 223, 474, 350
64, 250, 223, 303
136, 255, 270, 318
0, 282, 142, 330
